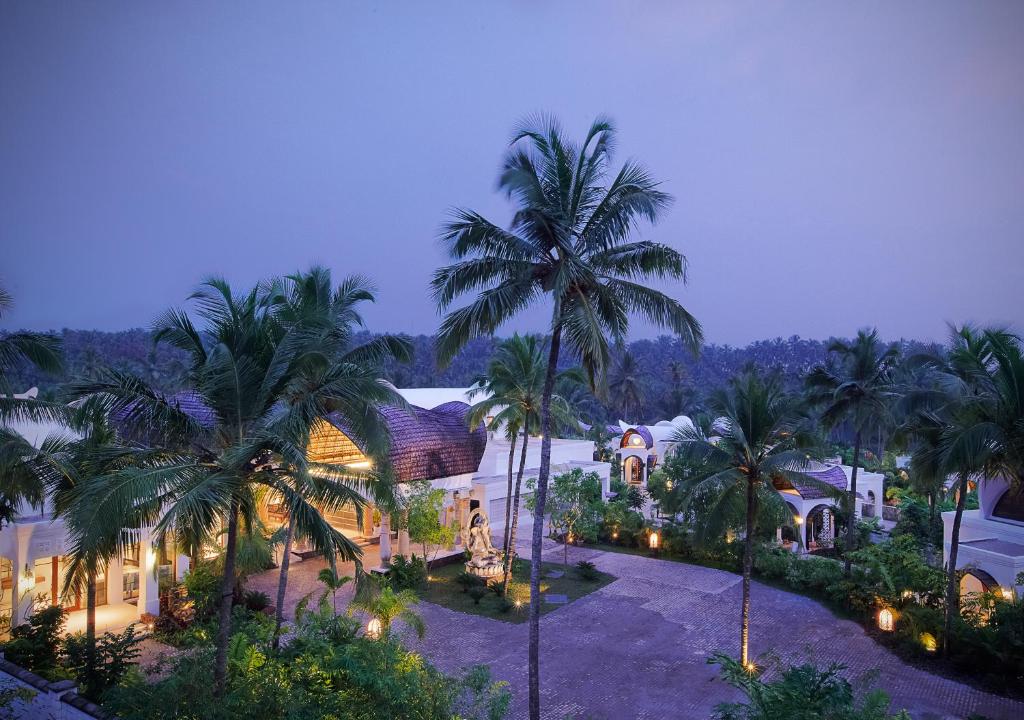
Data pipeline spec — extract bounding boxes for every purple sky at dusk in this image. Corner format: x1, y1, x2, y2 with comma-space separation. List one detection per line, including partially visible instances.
2, 2, 1022, 345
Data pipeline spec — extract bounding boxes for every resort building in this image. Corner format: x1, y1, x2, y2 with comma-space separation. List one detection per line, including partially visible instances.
943, 477, 1024, 601
610, 416, 883, 549
0, 392, 189, 637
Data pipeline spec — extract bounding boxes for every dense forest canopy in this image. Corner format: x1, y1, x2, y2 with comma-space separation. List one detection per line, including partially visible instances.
3, 328, 942, 428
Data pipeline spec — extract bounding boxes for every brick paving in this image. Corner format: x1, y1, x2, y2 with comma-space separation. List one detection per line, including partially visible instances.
248, 540, 1024, 720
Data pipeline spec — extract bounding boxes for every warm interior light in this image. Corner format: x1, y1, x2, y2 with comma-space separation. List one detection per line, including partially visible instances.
346, 460, 372, 469
366, 617, 382, 639
1001, 587, 1014, 601
649, 532, 659, 550
18, 564, 34, 594
878, 608, 894, 632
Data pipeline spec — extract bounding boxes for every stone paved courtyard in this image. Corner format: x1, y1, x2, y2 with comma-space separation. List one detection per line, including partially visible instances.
248, 540, 1024, 720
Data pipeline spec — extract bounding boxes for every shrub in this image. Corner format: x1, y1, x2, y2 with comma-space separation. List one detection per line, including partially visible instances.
63, 625, 143, 701
242, 590, 270, 612
784, 556, 844, 595
183, 563, 221, 619
467, 586, 488, 605
575, 560, 599, 581
455, 571, 484, 593
389, 554, 428, 591
752, 545, 797, 581
2, 606, 66, 677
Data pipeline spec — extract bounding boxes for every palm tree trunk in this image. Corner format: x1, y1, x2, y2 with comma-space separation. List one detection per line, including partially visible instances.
740, 478, 755, 667
528, 324, 562, 720
943, 474, 967, 658
214, 500, 240, 696
844, 430, 861, 576
85, 567, 97, 697
502, 431, 530, 595
502, 435, 518, 557
272, 515, 294, 651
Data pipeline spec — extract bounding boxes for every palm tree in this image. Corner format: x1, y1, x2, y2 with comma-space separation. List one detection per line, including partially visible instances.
65, 275, 400, 695
608, 350, 645, 421
906, 326, 1024, 655
261, 267, 411, 649
432, 115, 702, 720
673, 368, 828, 667
0, 285, 66, 528
467, 334, 580, 593
805, 329, 901, 575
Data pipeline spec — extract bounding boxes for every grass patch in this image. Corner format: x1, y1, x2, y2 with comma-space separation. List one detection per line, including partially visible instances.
420, 558, 615, 623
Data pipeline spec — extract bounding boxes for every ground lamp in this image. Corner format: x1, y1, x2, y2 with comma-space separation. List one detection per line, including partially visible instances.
648, 531, 660, 556
877, 607, 894, 632
366, 618, 382, 640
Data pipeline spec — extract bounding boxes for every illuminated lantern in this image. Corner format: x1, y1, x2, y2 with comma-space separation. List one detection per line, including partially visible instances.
878, 608, 894, 632
649, 532, 660, 550
366, 618, 382, 640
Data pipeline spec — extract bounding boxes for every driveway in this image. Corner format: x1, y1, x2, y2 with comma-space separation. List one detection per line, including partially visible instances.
249, 540, 1024, 720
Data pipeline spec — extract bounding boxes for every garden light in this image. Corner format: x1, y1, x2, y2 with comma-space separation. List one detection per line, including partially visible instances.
877, 608, 894, 632
648, 532, 659, 550
366, 617, 382, 640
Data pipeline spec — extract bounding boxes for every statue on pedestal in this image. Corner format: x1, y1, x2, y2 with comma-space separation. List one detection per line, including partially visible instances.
462, 508, 503, 578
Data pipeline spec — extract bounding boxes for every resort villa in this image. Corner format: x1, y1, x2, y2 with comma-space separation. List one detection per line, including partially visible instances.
611, 417, 884, 550
0, 387, 608, 636
944, 476, 1024, 601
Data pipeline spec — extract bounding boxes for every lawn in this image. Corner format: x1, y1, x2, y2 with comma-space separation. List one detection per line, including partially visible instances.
419, 558, 615, 623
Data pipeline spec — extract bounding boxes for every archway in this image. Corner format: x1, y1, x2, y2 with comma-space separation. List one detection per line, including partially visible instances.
622, 455, 643, 486
805, 504, 837, 551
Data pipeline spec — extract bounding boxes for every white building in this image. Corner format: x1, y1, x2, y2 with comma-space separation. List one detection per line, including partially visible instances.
0, 399, 189, 637
943, 476, 1024, 600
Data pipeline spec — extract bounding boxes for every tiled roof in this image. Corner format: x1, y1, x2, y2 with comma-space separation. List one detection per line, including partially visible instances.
786, 464, 848, 500
327, 401, 486, 482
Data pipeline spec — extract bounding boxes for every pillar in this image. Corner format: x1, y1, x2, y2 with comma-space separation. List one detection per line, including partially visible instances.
776, 527, 783, 544
137, 531, 160, 617
397, 510, 410, 559
378, 514, 392, 566
14, 525, 35, 626
176, 554, 190, 582
106, 557, 124, 606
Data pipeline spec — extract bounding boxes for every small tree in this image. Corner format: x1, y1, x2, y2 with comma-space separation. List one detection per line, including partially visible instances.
528, 469, 602, 569
404, 481, 457, 564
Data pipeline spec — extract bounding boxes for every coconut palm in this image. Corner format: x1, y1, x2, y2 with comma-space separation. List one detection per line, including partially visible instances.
467, 334, 580, 593
906, 326, 1024, 655
261, 267, 411, 649
64, 275, 401, 695
432, 116, 702, 720
672, 368, 831, 667
0, 286, 66, 527
805, 328, 901, 575
608, 350, 645, 421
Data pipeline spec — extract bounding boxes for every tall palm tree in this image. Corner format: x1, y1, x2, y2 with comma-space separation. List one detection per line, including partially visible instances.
467, 334, 580, 593
432, 115, 702, 720
608, 350, 645, 421
261, 267, 411, 649
805, 328, 901, 575
906, 326, 1024, 655
65, 275, 400, 695
0, 285, 63, 413
673, 368, 828, 667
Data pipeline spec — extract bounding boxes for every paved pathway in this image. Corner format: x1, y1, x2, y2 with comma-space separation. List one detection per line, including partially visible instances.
249, 540, 1024, 720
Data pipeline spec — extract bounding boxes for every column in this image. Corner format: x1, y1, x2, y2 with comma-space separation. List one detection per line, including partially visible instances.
14, 525, 35, 627
378, 514, 392, 566
137, 531, 160, 617
397, 510, 410, 559
106, 557, 124, 606
176, 554, 190, 582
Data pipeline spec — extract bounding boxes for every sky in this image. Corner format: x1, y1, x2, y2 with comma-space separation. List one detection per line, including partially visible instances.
2, 1, 1022, 346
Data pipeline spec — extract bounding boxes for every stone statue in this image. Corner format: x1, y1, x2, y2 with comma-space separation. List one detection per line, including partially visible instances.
462, 508, 503, 577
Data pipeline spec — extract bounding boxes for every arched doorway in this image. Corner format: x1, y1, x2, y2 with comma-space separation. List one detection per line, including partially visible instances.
622, 455, 643, 486
806, 504, 837, 551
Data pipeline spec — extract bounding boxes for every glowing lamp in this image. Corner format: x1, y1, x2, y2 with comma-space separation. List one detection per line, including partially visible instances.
648, 532, 660, 550
878, 608, 894, 632
793, 515, 803, 526
366, 618, 382, 640
901, 589, 913, 600
743, 661, 756, 674
920, 632, 937, 652
611, 530, 619, 540
18, 564, 34, 595
1001, 587, 1014, 601
514, 600, 523, 609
